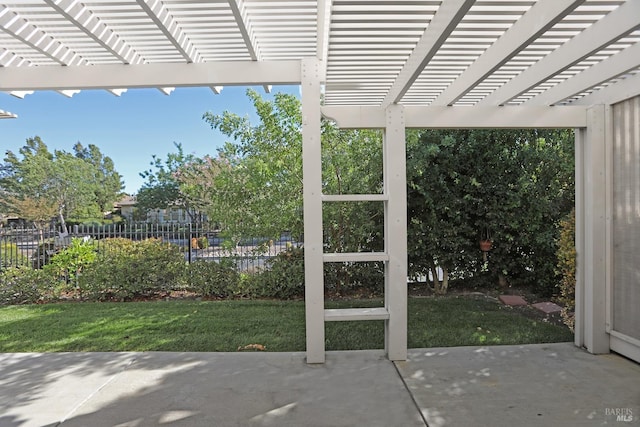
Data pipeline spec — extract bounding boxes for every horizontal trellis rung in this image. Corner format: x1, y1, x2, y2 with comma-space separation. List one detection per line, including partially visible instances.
321, 194, 388, 202
322, 252, 389, 262
324, 308, 390, 322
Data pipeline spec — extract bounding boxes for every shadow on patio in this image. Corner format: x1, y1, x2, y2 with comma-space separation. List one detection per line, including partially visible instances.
1, 343, 638, 426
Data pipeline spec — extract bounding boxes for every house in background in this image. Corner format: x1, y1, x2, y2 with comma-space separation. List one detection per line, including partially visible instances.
0, 214, 22, 227
114, 195, 137, 222
114, 196, 195, 224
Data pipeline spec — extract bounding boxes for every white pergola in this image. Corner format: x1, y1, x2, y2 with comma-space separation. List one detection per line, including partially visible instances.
2, 0, 639, 364
0, 108, 16, 118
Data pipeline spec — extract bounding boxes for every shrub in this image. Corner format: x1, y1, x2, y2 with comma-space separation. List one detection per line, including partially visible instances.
324, 261, 384, 296
258, 247, 305, 299
44, 238, 97, 293
556, 209, 576, 331
78, 238, 186, 301
186, 260, 238, 297
251, 247, 382, 299
227, 272, 264, 299
0, 242, 28, 268
0, 266, 58, 305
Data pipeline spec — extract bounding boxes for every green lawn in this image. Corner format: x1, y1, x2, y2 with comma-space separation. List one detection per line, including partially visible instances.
0, 296, 572, 352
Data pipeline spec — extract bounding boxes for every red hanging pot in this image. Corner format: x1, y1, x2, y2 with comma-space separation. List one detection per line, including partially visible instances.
479, 239, 493, 252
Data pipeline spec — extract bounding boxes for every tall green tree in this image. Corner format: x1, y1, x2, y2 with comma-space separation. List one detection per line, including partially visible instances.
136, 142, 202, 222
321, 122, 385, 253
319, 123, 387, 293
1, 137, 99, 232
202, 89, 304, 240
172, 154, 226, 220
73, 143, 124, 213
201, 89, 387, 251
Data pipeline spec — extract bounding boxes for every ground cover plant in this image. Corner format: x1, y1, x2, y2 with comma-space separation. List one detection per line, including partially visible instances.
0, 297, 572, 353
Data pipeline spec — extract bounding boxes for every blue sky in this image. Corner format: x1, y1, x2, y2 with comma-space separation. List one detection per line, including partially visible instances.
1, 85, 300, 194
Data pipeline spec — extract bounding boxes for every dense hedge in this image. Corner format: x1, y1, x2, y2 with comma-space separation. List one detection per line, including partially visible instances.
0, 239, 312, 304
555, 210, 576, 331
0, 266, 58, 305
259, 247, 305, 299
0, 238, 403, 305
185, 259, 239, 298
77, 238, 186, 301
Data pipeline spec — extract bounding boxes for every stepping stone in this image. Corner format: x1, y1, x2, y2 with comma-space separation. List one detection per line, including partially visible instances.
532, 301, 563, 314
499, 295, 528, 306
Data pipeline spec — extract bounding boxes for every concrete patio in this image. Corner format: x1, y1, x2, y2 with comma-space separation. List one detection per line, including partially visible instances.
0, 342, 638, 427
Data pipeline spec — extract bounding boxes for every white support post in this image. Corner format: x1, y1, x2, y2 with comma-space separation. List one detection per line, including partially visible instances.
384, 105, 408, 361
575, 105, 610, 354
574, 129, 584, 348
301, 58, 325, 364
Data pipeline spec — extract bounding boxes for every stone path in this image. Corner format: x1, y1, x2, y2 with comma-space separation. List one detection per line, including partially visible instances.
499, 294, 563, 315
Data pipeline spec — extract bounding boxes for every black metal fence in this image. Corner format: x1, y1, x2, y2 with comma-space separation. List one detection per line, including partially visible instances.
0, 223, 300, 272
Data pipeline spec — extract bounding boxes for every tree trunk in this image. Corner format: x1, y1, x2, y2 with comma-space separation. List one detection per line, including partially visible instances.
440, 268, 449, 294
430, 263, 449, 295
58, 209, 68, 235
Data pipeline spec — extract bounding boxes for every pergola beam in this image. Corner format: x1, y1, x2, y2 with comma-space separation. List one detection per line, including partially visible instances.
136, 0, 199, 63
0, 109, 17, 119
107, 88, 127, 97
572, 72, 640, 106
45, 0, 142, 65
431, 0, 584, 106
322, 105, 588, 129
57, 89, 80, 98
381, 0, 474, 108
478, 0, 640, 106
0, 5, 84, 66
0, 61, 302, 91
9, 91, 33, 99
525, 43, 640, 106
227, 0, 271, 94
316, 0, 332, 65
228, 0, 258, 61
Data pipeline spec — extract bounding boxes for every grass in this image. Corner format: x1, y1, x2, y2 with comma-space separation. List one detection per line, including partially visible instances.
0, 296, 572, 353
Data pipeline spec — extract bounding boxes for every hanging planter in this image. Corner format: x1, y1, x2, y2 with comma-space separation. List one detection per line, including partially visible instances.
479, 226, 492, 263
479, 239, 493, 252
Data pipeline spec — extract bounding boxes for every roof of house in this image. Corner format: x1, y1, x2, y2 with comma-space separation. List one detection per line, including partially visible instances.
114, 195, 137, 208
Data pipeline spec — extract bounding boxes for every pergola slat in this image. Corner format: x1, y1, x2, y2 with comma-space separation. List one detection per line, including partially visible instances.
431, 0, 584, 106
525, 43, 640, 106
0, 0, 636, 107
478, 0, 640, 106
381, 0, 474, 107
44, 0, 142, 65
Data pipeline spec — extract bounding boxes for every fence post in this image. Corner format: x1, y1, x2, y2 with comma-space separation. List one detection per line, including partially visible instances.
188, 222, 193, 264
